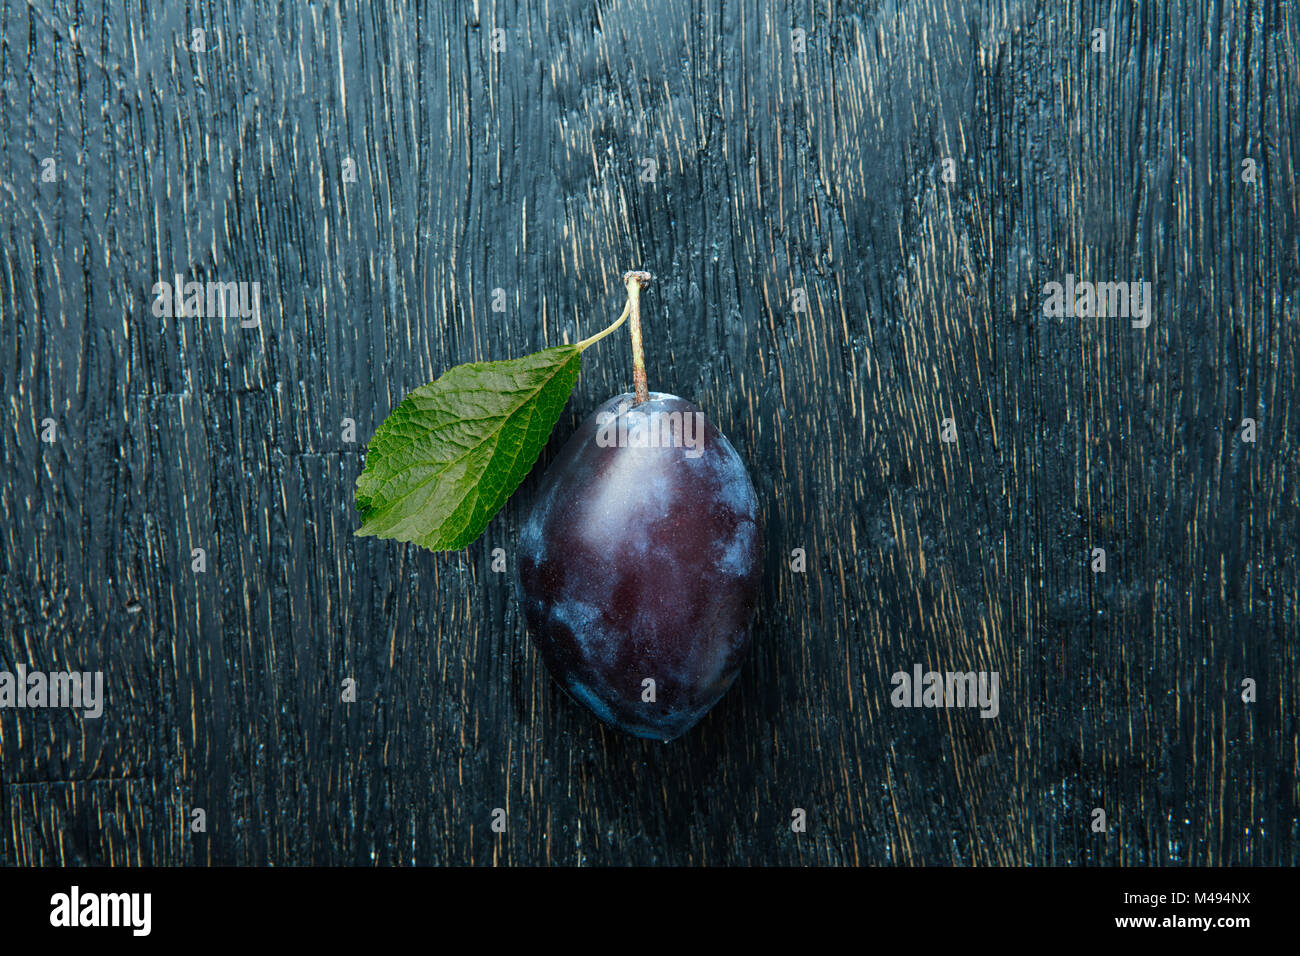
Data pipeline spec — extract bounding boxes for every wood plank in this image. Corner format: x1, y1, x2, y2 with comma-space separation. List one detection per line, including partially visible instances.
1, 0, 1295, 865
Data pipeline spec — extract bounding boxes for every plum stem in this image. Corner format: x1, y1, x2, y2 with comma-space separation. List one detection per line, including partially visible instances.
575, 270, 653, 405
622, 270, 652, 404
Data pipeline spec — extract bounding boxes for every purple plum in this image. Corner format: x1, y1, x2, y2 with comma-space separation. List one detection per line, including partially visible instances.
518, 392, 761, 740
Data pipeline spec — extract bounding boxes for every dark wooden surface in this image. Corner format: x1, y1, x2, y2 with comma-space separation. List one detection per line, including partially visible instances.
1, 0, 1297, 866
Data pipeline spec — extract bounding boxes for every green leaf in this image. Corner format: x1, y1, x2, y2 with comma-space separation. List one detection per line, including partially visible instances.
354, 344, 584, 551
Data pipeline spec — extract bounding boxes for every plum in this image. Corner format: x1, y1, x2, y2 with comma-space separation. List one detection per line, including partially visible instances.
517, 392, 761, 740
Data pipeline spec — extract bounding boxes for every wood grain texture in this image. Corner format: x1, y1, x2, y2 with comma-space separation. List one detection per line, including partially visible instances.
1, 0, 1297, 865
